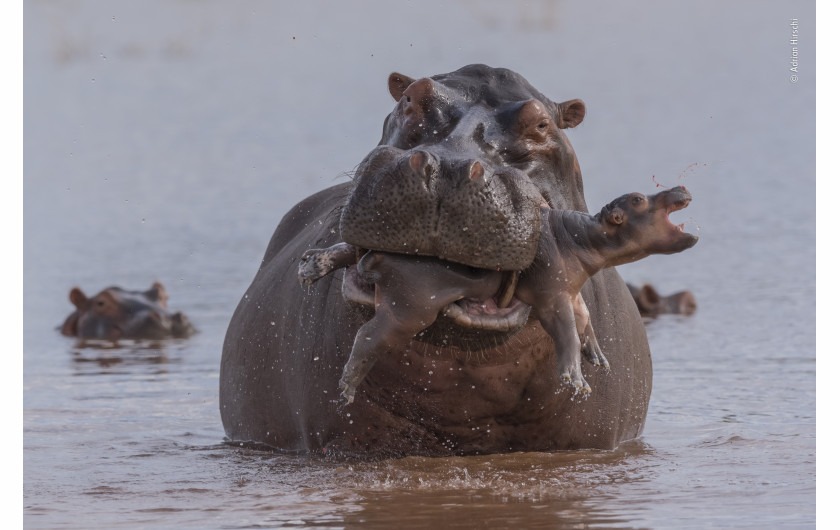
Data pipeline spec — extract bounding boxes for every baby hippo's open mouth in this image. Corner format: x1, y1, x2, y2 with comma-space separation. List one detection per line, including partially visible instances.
342, 267, 532, 332
650, 186, 699, 253
661, 186, 693, 234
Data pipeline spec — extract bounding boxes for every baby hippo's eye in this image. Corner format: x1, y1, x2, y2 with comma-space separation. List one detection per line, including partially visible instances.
632, 195, 644, 205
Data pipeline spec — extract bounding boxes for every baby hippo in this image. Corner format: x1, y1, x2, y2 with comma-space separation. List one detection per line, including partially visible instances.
301, 186, 698, 403
60, 282, 195, 341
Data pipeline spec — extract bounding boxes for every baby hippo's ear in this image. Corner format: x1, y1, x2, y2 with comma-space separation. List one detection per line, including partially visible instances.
607, 208, 625, 225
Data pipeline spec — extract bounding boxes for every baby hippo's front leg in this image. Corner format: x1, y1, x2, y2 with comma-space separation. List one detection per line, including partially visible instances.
340, 310, 416, 404
339, 285, 447, 404
298, 242, 358, 285
573, 293, 610, 370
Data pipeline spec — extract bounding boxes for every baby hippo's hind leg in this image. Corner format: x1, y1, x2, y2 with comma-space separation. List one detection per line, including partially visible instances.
298, 242, 359, 285
536, 297, 591, 394
574, 294, 610, 370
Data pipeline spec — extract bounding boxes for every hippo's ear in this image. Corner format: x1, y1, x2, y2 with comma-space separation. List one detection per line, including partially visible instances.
388, 72, 416, 102
556, 99, 586, 129
69, 287, 88, 309
637, 284, 661, 312
147, 282, 168, 308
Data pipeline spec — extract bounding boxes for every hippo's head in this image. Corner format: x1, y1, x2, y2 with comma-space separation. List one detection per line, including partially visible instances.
340, 64, 588, 271
60, 282, 195, 341
597, 186, 700, 259
628, 283, 698, 317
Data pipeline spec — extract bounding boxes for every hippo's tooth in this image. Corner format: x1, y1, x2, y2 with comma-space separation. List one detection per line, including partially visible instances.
678, 223, 685, 232
496, 271, 519, 309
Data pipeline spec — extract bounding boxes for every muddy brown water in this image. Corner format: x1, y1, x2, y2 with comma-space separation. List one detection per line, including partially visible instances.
24, 1, 815, 528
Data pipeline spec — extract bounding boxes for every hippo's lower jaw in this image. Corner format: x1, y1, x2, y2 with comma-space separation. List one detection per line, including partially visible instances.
341, 267, 532, 332
441, 296, 531, 332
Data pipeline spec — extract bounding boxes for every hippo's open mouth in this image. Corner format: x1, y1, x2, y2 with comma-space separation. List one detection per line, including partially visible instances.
341, 267, 531, 332
441, 294, 531, 332
662, 188, 692, 234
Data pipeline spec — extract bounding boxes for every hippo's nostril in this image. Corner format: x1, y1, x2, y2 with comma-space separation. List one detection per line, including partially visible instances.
469, 161, 484, 182
408, 150, 436, 190
409, 151, 428, 173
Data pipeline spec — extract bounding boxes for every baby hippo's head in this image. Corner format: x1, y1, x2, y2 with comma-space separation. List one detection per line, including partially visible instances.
599, 186, 699, 256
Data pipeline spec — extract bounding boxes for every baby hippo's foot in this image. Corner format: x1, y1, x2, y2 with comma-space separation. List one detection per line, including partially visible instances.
581, 338, 610, 371
338, 376, 358, 404
559, 360, 592, 395
298, 248, 334, 285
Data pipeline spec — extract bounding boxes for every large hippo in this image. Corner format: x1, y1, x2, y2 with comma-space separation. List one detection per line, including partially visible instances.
61, 282, 195, 341
220, 64, 656, 458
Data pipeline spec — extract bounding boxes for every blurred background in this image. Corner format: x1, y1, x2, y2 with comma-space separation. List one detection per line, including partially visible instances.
24, 1, 815, 527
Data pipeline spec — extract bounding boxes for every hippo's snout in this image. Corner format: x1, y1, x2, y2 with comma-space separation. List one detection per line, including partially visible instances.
171, 312, 196, 338
340, 146, 543, 271
658, 186, 692, 211
406, 150, 437, 190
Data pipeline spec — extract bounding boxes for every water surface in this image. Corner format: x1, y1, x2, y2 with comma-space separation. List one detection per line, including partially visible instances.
24, 1, 815, 527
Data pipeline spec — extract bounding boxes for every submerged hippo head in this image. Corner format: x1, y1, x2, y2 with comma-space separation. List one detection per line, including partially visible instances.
340, 64, 588, 271
60, 282, 195, 341
627, 283, 698, 317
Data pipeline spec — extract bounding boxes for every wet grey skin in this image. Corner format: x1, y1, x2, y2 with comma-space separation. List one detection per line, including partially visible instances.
221, 65, 665, 458
299, 186, 698, 403
60, 282, 195, 341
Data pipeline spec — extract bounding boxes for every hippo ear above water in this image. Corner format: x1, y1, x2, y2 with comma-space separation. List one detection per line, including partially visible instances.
637, 284, 661, 313
556, 99, 586, 129
146, 282, 168, 308
69, 287, 88, 309
388, 72, 416, 101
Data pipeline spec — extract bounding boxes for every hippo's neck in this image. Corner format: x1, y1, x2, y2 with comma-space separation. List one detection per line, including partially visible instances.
550, 209, 636, 283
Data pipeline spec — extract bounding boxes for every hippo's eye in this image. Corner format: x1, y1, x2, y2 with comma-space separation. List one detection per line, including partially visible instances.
632, 196, 643, 205
96, 300, 105, 307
